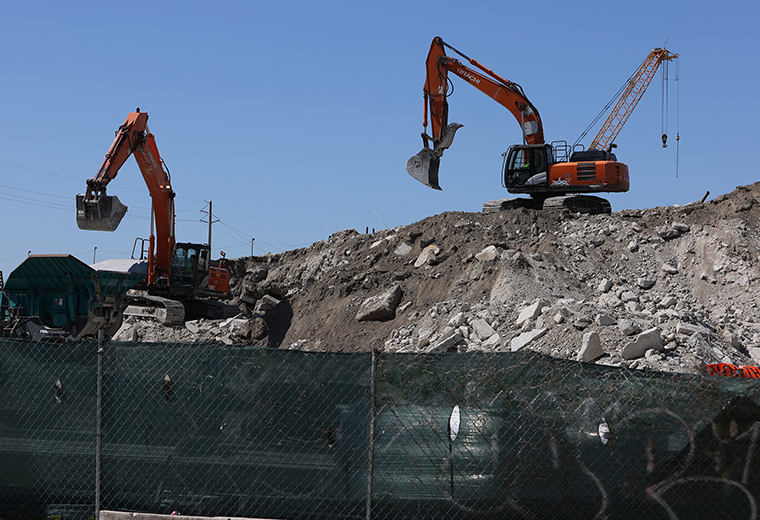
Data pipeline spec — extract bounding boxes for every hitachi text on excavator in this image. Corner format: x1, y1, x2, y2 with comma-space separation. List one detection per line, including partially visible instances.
407, 37, 678, 213
76, 109, 230, 324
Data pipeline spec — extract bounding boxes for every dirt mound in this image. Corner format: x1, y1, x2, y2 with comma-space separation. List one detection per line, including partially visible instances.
115, 182, 760, 375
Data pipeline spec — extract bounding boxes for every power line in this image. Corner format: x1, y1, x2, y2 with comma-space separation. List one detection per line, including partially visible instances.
0, 163, 300, 253
216, 208, 298, 249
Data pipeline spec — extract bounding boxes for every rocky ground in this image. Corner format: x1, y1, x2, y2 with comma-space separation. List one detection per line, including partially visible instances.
113, 182, 760, 375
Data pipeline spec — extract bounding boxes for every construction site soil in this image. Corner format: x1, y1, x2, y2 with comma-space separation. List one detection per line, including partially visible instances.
115, 182, 760, 376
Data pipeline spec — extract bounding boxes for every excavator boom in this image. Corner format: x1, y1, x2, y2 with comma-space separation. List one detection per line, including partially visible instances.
76, 109, 176, 282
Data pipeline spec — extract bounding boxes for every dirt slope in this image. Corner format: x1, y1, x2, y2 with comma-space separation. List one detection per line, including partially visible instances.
117, 182, 760, 375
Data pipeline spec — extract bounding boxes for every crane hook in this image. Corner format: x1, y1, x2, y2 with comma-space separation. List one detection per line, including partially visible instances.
661, 133, 668, 148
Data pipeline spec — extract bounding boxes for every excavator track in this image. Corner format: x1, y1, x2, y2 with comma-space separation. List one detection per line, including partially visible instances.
123, 290, 185, 325
483, 195, 611, 214
482, 198, 542, 213
542, 195, 612, 214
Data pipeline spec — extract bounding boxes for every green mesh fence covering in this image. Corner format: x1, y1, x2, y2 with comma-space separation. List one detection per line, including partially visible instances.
1, 338, 760, 520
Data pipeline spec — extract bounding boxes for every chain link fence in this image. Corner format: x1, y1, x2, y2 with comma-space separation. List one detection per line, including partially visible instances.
1, 337, 760, 519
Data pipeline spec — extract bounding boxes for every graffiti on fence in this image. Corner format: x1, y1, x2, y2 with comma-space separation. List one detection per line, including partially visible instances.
376, 391, 760, 519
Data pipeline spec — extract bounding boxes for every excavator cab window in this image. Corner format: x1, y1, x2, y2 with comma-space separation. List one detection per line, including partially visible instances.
170, 245, 197, 289
171, 243, 212, 291
503, 145, 550, 188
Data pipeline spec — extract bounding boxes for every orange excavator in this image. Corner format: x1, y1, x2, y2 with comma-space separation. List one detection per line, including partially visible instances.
76, 109, 230, 323
407, 37, 678, 213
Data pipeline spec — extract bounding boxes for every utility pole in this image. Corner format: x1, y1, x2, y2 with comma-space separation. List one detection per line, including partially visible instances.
200, 200, 219, 256
251, 238, 255, 257
93, 247, 97, 264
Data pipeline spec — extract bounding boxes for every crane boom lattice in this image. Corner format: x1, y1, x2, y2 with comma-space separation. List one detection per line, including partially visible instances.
590, 48, 679, 151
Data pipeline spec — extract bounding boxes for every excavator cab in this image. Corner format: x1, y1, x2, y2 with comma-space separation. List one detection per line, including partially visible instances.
503, 144, 552, 189
169, 243, 229, 296
170, 243, 210, 292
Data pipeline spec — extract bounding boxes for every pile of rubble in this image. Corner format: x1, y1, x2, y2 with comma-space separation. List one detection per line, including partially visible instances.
115, 182, 760, 375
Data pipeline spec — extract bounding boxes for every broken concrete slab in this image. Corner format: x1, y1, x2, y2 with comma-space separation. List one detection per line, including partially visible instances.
516, 301, 544, 327
577, 331, 603, 362
355, 285, 403, 321
511, 327, 548, 352
622, 328, 663, 360
471, 318, 495, 340
414, 245, 440, 267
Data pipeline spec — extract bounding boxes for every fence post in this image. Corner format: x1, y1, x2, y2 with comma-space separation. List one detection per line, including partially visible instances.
366, 350, 378, 520
95, 330, 103, 520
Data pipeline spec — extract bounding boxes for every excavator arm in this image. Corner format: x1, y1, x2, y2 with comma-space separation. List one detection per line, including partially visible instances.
76, 109, 176, 284
407, 37, 544, 189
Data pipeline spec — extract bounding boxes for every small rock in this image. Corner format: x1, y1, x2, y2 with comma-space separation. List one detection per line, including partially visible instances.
638, 278, 656, 290
621, 328, 663, 360
598, 279, 612, 293
661, 264, 679, 275
644, 348, 661, 360
618, 319, 640, 336
573, 316, 593, 330
475, 245, 499, 262
621, 291, 638, 303
426, 329, 463, 353
471, 318, 495, 340
448, 312, 467, 328
394, 243, 412, 256
483, 333, 501, 347
676, 322, 711, 336
397, 301, 413, 313
596, 314, 617, 326
657, 226, 681, 239
516, 300, 544, 326
577, 331, 604, 362
239, 317, 268, 340
185, 321, 202, 334
414, 245, 440, 267
355, 285, 403, 321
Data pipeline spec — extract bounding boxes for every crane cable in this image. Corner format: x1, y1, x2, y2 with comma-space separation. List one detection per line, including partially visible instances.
661, 59, 669, 147
661, 55, 681, 178
675, 57, 680, 178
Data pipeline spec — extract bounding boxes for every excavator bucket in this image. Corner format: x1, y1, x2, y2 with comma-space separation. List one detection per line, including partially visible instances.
406, 147, 442, 190
76, 193, 128, 232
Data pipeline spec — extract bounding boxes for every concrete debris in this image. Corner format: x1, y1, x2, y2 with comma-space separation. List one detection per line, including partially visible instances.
622, 328, 663, 360
511, 327, 548, 352
414, 245, 440, 267
578, 331, 603, 362
355, 284, 403, 322
475, 245, 499, 262
516, 300, 544, 327
117, 182, 760, 376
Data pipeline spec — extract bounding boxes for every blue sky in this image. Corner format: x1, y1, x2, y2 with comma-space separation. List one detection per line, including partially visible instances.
0, 1, 758, 277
